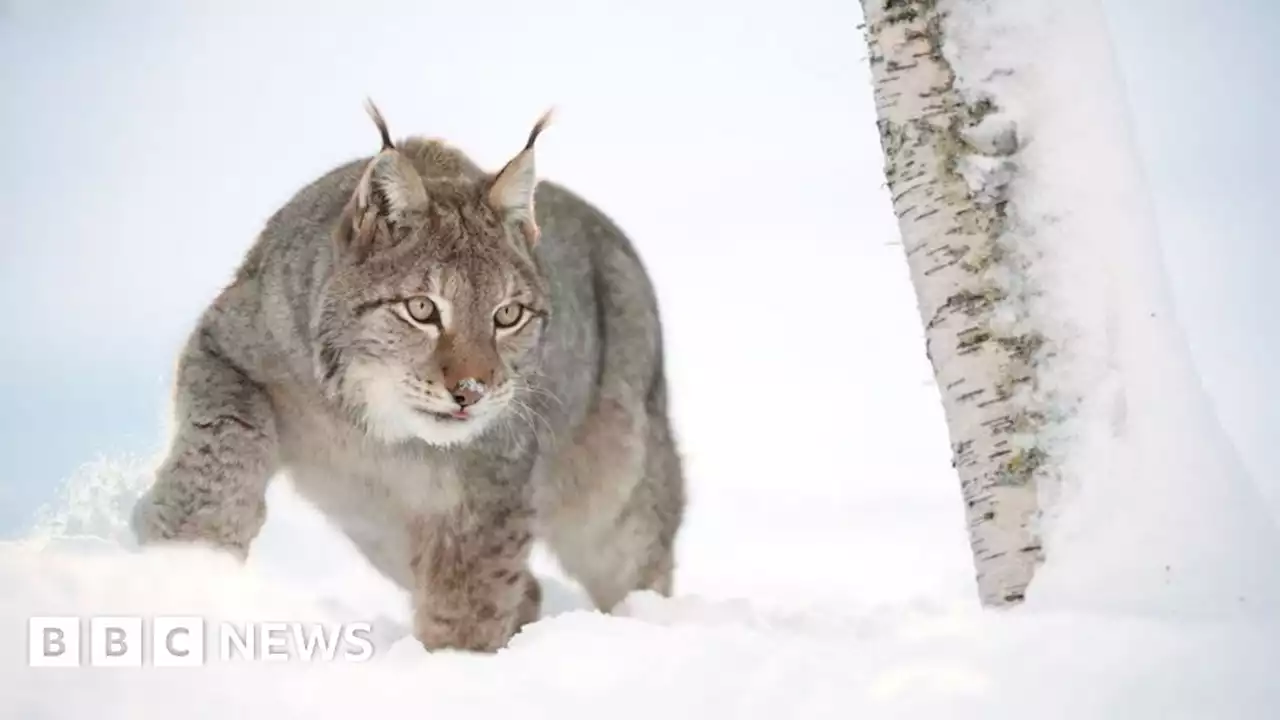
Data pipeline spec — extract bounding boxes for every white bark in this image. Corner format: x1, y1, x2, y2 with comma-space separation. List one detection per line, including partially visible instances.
861, 0, 1044, 606
861, 0, 1280, 614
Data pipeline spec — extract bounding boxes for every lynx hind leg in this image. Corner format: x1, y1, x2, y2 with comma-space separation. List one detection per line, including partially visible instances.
624, 410, 684, 599
131, 331, 278, 559
548, 405, 685, 613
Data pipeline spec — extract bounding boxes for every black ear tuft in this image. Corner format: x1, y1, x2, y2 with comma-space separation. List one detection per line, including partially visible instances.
364, 98, 395, 152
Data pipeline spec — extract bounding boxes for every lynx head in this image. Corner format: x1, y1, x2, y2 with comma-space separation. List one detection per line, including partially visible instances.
315, 100, 553, 448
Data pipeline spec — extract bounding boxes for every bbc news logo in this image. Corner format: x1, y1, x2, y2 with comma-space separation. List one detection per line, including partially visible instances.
28, 616, 375, 667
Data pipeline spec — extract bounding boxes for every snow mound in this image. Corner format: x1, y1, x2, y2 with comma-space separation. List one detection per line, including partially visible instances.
2, 539, 1278, 719
3, 456, 1279, 719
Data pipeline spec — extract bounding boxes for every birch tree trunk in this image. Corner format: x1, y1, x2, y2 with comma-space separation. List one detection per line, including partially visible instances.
859, 0, 1280, 613
860, 0, 1041, 607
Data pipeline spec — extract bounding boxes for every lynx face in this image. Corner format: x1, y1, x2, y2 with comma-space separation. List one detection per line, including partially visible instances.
314, 111, 552, 447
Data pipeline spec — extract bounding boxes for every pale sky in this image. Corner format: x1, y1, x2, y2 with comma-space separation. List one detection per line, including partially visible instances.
0, 0, 1275, 532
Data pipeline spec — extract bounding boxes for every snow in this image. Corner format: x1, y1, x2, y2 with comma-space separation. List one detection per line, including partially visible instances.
5, 471, 1280, 719
3, 0, 1279, 717
939, 0, 1280, 617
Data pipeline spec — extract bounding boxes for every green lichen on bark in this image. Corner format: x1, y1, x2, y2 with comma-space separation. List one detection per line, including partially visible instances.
882, 0, 938, 25
995, 446, 1048, 487
960, 241, 1007, 273
997, 332, 1046, 363
965, 95, 997, 126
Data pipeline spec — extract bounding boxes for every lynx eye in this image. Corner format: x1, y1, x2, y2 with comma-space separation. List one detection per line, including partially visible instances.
404, 296, 439, 325
494, 302, 526, 330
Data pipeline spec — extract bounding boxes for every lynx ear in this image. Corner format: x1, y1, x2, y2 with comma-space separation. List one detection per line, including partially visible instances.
337, 101, 429, 260
355, 151, 429, 223
488, 108, 554, 246
355, 99, 428, 223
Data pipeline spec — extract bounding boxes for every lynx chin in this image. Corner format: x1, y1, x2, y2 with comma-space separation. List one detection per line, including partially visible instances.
130, 101, 686, 652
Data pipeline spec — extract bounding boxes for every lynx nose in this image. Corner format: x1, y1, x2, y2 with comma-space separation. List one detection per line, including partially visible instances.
450, 378, 486, 408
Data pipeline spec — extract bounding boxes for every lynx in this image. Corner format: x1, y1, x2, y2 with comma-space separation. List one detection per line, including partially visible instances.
130, 102, 685, 652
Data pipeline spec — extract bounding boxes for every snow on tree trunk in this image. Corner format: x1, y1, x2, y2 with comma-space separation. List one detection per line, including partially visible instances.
860, 0, 1280, 614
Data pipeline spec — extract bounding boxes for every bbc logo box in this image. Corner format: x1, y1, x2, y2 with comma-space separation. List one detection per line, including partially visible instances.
27, 617, 80, 668
28, 616, 374, 666
29, 616, 205, 667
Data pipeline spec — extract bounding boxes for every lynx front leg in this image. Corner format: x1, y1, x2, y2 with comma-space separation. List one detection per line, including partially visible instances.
409, 501, 539, 653
131, 330, 278, 559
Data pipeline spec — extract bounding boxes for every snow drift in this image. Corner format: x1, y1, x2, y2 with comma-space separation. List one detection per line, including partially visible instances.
940, 0, 1280, 618
3, 465, 1279, 719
